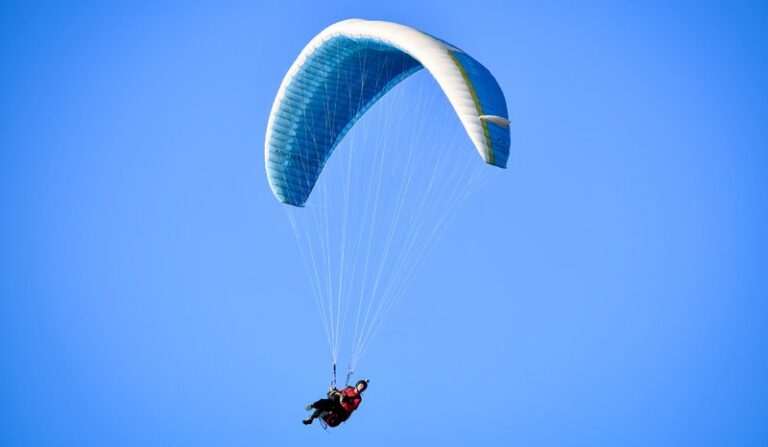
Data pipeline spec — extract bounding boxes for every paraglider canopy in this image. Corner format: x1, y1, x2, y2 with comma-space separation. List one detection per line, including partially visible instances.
265, 19, 510, 207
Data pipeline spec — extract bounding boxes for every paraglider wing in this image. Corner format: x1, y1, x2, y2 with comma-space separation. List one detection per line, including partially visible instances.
265, 19, 510, 207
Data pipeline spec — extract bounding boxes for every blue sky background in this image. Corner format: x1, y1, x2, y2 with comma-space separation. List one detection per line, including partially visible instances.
1, 1, 767, 445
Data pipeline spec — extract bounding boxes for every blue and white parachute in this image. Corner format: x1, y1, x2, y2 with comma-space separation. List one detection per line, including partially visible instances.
265, 20, 510, 382
265, 19, 510, 207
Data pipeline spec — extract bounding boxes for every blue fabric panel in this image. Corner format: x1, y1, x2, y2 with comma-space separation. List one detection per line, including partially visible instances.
450, 51, 510, 168
267, 36, 422, 206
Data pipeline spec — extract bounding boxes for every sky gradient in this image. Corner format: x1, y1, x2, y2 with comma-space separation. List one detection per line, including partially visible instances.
1, 1, 767, 445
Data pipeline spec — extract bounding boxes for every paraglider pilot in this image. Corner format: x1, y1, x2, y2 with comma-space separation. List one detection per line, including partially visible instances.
303, 379, 369, 427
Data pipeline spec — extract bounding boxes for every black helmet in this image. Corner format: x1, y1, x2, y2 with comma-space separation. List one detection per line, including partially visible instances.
355, 379, 369, 391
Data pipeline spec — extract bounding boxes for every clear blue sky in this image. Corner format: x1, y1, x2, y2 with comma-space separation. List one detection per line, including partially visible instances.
1, 1, 767, 446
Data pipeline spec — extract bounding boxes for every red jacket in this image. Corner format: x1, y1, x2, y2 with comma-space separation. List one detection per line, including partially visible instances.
322, 386, 362, 427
